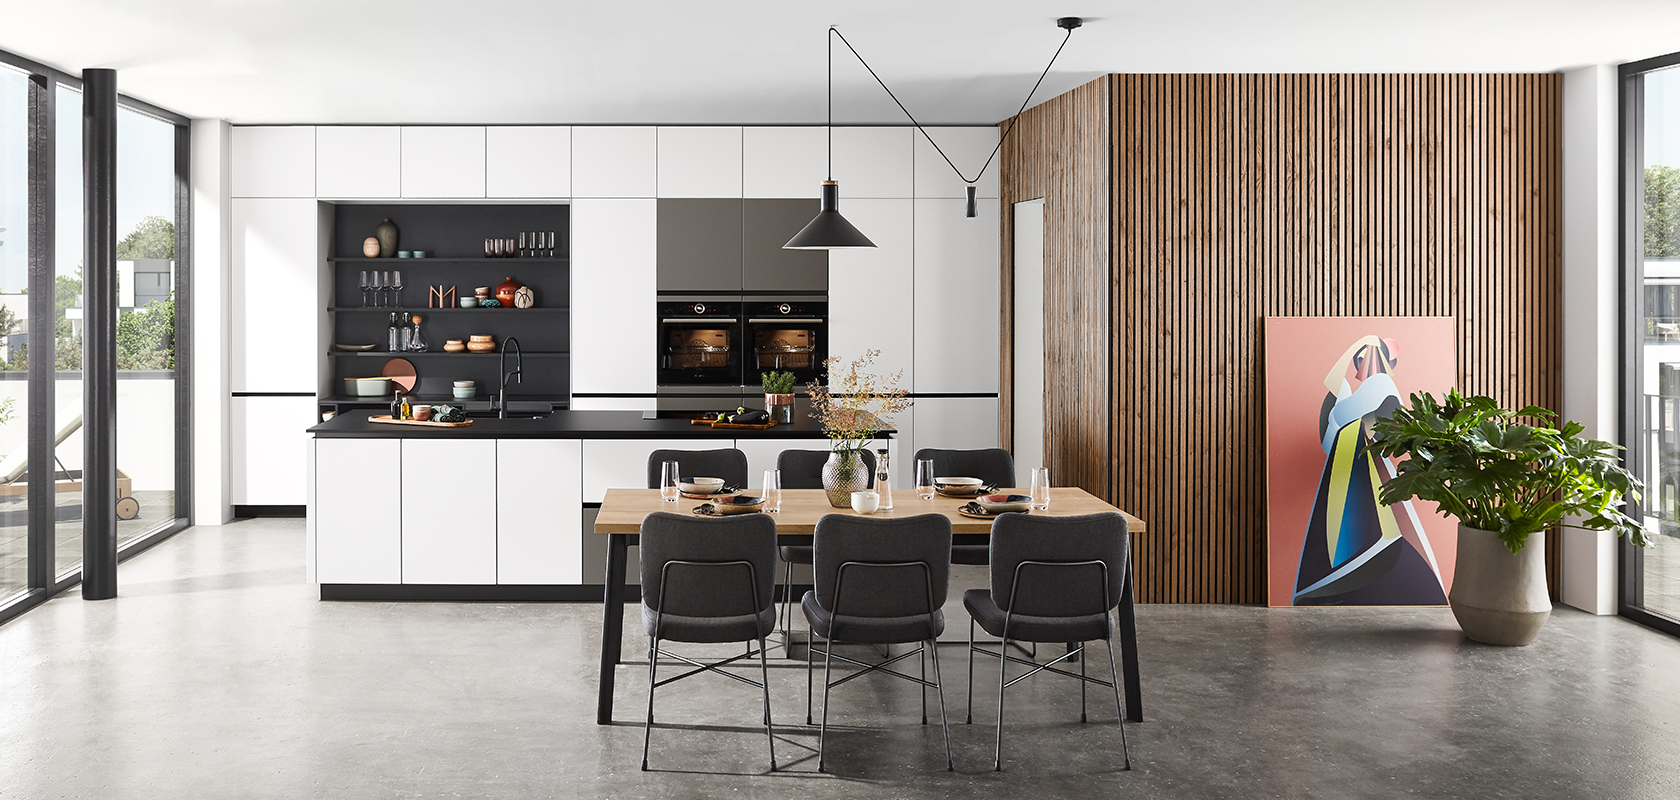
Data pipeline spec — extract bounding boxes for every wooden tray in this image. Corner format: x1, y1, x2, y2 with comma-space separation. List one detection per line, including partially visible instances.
689, 419, 779, 430
368, 415, 474, 428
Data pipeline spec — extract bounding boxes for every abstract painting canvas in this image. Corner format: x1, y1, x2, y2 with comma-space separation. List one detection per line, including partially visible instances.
1265, 317, 1457, 607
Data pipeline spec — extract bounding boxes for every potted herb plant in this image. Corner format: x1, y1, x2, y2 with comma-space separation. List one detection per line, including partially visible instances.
762, 370, 797, 424
1371, 390, 1646, 646
806, 350, 911, 507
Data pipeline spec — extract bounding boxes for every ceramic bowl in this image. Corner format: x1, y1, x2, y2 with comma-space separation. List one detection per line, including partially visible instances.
397, 250, 412, 258
453, 387, 476, 399
443, 340, 465, 353
453, 380, 475, 387
458, 297, 478, 308
412, 251, 428, 258
466, 341, 496, 353
678, 477, 726, 495
469, 334, 494, 343
851, 491, 881, 514
934, 477, 986, 495
975, 493, 1033, 513
411, 405, 433, 421
344, 377, 392, 396
710, 495, 766, 515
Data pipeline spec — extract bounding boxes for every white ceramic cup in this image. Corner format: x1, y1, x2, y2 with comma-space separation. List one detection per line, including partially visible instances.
850, 491, 880, 515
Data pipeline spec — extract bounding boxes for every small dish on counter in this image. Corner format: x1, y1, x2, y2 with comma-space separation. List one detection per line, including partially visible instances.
974, 493, 1033, 514
334, 343, 377, 352
678, 477, 726, 495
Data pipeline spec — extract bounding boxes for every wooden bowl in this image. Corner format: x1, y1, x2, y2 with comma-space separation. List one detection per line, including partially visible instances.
710, 495, 766, 515
466, 341, 496, 353
443, 340, 465, 353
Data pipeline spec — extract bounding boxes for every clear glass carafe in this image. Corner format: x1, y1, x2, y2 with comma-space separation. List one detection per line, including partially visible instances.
875, 448, 892, 510
407, 314, 428, 352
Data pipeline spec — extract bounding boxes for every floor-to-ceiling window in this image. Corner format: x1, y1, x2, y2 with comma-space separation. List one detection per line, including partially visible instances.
0, 64, 29, 603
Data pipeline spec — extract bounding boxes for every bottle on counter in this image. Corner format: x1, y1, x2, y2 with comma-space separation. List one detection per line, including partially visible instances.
388, 312, 400, 351
408, 314, 428, 352
400, 394, 413, 420
876, 448, 893, 510
389, 392, 401, 420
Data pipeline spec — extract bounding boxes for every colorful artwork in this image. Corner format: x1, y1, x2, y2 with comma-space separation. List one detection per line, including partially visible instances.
1265, 317, 1457, 607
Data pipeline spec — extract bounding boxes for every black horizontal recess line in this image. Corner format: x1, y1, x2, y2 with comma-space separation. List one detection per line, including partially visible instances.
232, 392, 316, 398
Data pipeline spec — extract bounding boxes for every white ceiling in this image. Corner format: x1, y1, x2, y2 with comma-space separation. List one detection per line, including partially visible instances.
3, 0, 1680, 125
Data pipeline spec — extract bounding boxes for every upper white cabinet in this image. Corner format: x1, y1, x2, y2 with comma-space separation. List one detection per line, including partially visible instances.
829, 199, 915, 384
401, 126, 486, 198
570, 199, 657, 395
833, 127, 914, 199
572, 126, 658, 197
487, 126, 571, 198
657, 127, 743, 198
231, 126, 315, 198
402, 439, 498, 584
915, 127, 1000, 199
316, 127, 401, 198
913, 198, 1000, 394
230, 198, 318, 392
498, 439, 584, 584
743, 127, 826, 198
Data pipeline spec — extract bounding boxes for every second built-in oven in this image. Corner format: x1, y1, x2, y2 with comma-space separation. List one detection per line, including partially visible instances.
743, 299, 827, 386
656, 298, 743, 385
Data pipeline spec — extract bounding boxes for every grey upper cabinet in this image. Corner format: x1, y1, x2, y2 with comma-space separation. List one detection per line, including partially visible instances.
744, 199, 826, 293
656, 199, 743, 291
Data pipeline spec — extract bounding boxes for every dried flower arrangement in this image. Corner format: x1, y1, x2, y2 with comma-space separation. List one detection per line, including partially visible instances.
806, 349, 912, 454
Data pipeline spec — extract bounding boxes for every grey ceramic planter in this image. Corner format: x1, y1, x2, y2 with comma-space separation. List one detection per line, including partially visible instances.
1448, 525, 1551, 646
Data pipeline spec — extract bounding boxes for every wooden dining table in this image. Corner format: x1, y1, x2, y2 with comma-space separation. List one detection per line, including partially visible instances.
592, 487, 1147, 725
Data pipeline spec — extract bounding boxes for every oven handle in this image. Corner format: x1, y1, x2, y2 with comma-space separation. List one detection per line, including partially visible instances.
661, 318, 740, 323
747, 318, 824, 324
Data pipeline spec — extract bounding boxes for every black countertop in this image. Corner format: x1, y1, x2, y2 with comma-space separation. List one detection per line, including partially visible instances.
310, 409, 894, 440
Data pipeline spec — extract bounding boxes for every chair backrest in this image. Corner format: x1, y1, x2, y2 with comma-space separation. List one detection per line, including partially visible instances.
639, 511, 777, 618
811, 513, 951, 620
989, 512, 1128, 618
645, 448, 749, 490
775, 449, 876, 490
913, 447, 1016, 488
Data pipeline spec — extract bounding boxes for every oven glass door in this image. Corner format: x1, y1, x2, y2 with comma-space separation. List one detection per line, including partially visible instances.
658, 302, 742, 385
744, 301, 826, 385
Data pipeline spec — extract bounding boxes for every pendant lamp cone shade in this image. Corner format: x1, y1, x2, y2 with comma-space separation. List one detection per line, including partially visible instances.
784, 181, 876, 250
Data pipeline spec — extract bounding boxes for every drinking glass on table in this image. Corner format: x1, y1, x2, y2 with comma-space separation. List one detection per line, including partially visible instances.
915, 459, 935, 500
1030, 467, 1051, 510
762, 469, 781, 513
660, 461, 681, 502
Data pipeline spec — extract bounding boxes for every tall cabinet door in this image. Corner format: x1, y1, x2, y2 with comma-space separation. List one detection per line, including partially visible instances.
314, 439, 402, 584
498, 439, 584, 584
743, 199, 825, 292
230, 198, 319, 392
571, 199, 657, 395
402, 439, 498, 584
656, 199, 743, 291
912, 198, 1000, 394
230, 396, 318, 505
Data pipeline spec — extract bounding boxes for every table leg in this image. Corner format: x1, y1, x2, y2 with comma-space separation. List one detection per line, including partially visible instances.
1118, 560, 1142, 722
597, 533, 629, 725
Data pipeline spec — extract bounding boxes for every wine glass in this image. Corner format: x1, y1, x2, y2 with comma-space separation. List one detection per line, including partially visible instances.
370, 271, 386, 307
359, 270, 370, 308
1030, 467, 1051, 510
661, 461, 681, 502
518, 231, 528, 258
547, 231, 556, 257
762, 469, 781, 513
391, 270, 404, 309
916, 459, 935, 500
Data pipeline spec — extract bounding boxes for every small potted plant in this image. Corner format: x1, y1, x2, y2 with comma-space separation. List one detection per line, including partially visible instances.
1371, 390, 1646, 646
762, 370, 797, 424
807, 351, 911, 507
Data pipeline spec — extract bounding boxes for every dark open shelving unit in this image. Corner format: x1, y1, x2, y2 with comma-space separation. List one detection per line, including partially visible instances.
328, 351, 568, 357
330, 257, 570, 264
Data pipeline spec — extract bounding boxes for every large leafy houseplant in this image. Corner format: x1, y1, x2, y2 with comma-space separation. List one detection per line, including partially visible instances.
1370, 390, 1647, 553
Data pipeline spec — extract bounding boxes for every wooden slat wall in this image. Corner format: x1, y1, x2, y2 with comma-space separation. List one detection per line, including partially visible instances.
1001, 73, 1562, 604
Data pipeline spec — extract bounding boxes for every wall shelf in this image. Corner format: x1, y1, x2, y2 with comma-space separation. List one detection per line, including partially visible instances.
328, 307, 568, 313
329, 257, 569, 264
328, 351, 569, 357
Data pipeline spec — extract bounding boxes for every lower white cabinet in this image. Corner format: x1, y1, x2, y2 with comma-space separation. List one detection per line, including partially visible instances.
402, 439, 498, 585
314, 438, 402, 584
231, 396, 319, 505
911, 397, 1002, 472
733, 437, 832, 491
582, 438, 735, 502
499, 439, 584, 584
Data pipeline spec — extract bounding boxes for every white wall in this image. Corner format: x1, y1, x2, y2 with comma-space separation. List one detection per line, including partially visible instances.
192, 119, 234, 524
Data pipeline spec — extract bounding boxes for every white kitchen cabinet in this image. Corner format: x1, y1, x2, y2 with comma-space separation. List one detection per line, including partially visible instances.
230, 198, 319, 392
914, 127, 1001, 199
487, 126, 571, 198
314, 438, 402, 584
570, 199, 657, 395
572, 126, 658, 198
401, 126, 486, 198
657, 126, 743, 198
912, 397, 1002, 469
913, 198, 1000, 394
582, 438, 736, 502
230, 396, 318, 506
315, 126, 401, 198
569, 397, 655, 411
402, 439, 498, 585
832, 127, 914, 199
828, 199, 915, 384
498, 439, 584, 584
231, 126, 315, 198
732, 437, 833, 492
743, 127, 826, 198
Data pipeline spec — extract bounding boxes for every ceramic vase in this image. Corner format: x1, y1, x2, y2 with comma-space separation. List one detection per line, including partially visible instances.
1448, 525, 1552, 647
514, 285, 536, 308
497, 276, 522, 307
822, 449, 870, 508
375, 219, 399, 258
362, 237, 381, 258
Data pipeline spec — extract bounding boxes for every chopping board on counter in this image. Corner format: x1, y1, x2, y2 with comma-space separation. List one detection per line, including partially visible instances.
369, 415, 474, 428
691, 419, 779, 430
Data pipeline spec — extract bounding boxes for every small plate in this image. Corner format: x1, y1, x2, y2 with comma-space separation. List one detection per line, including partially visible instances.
681, 490, 737, 500
334, 343, 377, 352
936, 486, 993, 499
957, 502, 1029, 520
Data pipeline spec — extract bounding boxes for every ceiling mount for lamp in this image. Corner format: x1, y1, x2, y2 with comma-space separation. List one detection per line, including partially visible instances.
785, 18, 1083, 249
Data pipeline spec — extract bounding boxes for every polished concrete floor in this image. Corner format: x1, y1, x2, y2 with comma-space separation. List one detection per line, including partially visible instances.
2, 519, 1679, 799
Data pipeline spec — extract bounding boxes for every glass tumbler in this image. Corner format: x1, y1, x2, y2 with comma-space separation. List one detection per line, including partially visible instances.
762, 469, 781, 513
661, 461, 681, 502
916, 459, 936, 500
1030, 467, 1051, 510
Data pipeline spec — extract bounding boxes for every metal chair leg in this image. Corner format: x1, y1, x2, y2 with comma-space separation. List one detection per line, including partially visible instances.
1081, 640, 1088, 723
920, 643, 928, 725
641, 637, 659, 771
929, 638, 953, 771
994, 635, 1008, 771
966, 617, 975, 724
1105, 638, 1132, 771
781, 561, 794, 644
806, 629, 815, 725
818, 637, 835, 772
758, 637, 778, 772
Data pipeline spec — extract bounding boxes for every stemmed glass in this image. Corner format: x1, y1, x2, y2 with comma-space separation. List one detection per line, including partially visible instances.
518, 232, 528, 258
359, 270, 370, 308
916, 459, 935, 500
660, 461, 681, 502
762, 469, 781, 513
391, 270, 404, 309
370, 271, 385, 307
1030, 467, 1051, 510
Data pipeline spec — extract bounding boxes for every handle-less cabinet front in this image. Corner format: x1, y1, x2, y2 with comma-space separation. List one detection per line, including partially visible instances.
314, 439, 403, 584
743, 199, 826, 292
401, 439, 498, 584
230, 198, 318, 392
571, 199, 657, 394
498, 439, 584, 584
656, 199, 743, 291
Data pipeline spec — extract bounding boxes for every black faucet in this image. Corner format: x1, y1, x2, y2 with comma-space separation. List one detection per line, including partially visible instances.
498, 336, 523, 419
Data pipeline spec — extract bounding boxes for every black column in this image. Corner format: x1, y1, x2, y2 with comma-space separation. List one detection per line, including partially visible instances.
82, 69, 118, 600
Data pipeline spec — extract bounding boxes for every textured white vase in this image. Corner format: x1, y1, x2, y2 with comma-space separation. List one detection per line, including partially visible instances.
1448, 525, 1551, 647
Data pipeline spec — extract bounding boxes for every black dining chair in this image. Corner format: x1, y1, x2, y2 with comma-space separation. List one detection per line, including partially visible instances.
914, 447, 1016, 566
638, 511, 780, 772
773, 449, 876, 640
962, 512, 1132, 771
645, 448, 750, 490
804, 513, 954, 772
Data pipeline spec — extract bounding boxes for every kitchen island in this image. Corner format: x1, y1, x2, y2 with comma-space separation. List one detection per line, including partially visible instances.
305, 409, 896, 600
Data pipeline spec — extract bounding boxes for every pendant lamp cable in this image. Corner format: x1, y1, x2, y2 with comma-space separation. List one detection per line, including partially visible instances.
827, 23, 1076, 186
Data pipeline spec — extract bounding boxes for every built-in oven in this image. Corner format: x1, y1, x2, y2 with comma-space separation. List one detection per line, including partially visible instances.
656, 298, 744, 386
743, 298, 827, 386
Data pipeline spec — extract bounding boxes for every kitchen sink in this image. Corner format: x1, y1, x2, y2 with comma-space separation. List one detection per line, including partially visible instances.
465, 410, 552, 420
